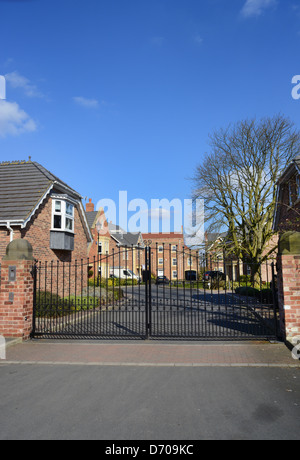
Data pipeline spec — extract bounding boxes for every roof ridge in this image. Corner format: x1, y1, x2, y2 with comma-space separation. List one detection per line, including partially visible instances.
0, 160, 28, 165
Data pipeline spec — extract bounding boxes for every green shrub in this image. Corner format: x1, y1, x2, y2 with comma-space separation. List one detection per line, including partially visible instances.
235, 286, 260, 297
36, 290, 61, 305
88, 277, 138, 287
235, 286, 273, 303
239, 275, 251, 283
120, 278, 138, 286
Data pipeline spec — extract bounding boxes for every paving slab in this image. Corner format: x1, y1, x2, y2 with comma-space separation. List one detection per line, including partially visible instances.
1, 338, 299, 367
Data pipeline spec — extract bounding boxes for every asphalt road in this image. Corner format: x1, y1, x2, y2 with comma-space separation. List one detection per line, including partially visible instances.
0, 363, 299, 440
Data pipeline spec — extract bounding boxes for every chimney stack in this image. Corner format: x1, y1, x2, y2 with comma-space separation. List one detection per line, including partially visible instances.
86, 198, 94, 212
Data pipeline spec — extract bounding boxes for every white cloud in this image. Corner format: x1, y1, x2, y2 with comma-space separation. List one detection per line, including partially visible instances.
241, 0, 277, 18
5, 71, 44, 98
0, 100, 37, 137
73, 96, 99, 108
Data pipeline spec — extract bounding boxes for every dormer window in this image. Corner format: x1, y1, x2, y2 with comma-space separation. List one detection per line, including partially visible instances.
52, 199, 74, 233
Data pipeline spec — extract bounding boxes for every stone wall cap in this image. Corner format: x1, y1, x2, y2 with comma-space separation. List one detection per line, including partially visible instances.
3, 239, 34, 261
279, 232, 300, 255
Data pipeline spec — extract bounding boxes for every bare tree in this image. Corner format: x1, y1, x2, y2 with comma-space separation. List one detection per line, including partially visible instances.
192, 114, 300, 279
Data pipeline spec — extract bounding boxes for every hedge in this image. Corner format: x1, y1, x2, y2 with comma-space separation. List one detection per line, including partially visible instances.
235, 286, 273, 303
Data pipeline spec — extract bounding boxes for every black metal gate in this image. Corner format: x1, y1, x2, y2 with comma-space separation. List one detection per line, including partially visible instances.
32, 246, 279, 340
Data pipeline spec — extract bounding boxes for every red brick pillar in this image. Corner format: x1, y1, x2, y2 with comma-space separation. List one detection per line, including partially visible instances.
0, 239, 34, 340
277, 232, 300, 346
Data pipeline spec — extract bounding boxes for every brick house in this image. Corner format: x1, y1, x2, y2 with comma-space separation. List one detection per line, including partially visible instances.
273, 155, 300, 233
108, 222, 144, 278
85, 200, 199, 281
204, 231, 277, 283
142, 231, 199, 281
0, 160, 92, 264
203, 231, 240, 280
85, 199, 144, 279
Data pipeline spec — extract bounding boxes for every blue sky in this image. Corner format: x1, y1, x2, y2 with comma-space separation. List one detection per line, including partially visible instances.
0, 0, 299, 229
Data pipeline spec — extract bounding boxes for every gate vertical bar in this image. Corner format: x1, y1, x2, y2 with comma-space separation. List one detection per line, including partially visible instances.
271, 262, 279, 339
148, 245, 152, 338
145, 246, 149, 339
30, 262, 37, 338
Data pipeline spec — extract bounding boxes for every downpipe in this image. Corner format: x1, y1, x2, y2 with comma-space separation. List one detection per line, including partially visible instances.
6, 221, 14, 242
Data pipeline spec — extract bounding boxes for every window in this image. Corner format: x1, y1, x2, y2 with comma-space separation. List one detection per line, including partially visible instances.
187, 257, 192, 266
158, 258, 163, 265
171, 245, 177, 252
173, 271, 177, 279
172, 258, 177, 266
158, 246, 163, 253
52, 199, 74, 232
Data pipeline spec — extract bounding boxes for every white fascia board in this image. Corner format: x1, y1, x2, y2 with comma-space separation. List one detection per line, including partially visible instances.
77, 200, 93, 242
22, 184, 54, 228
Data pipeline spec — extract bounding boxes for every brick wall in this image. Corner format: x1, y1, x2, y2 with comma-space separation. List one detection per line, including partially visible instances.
277, 232, 300, 344
0, 260, 34, 340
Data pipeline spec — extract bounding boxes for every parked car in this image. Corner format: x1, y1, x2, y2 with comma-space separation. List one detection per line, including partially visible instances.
110, 267, 140, 282
155, 276, 170, 285
202, 271, 225, 282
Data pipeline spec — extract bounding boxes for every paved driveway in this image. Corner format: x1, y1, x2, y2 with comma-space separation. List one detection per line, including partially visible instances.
33, 285, 278, 340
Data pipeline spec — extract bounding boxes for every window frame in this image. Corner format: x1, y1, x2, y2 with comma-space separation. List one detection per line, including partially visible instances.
52, 198, 75, 233
187, 257, 193, 267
